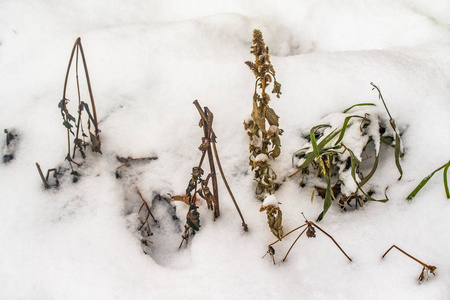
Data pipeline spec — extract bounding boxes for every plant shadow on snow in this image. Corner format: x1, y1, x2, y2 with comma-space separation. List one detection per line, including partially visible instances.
117, 158, 194, 268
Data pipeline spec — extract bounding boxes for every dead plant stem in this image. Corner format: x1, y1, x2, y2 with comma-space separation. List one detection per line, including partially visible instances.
36, 163, 49, 189
382, 245, 427, 267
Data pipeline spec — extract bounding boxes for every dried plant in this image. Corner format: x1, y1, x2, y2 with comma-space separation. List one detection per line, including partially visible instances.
3, 129, 18, 163
259, 195, 283, 239
382, 245, 437, 282
136, 187, 158, 253
407, 160, 450, 200
244, 29, 282, 198
115, 156, 158, 178
59, 37, 101, 172
36, 163, 60, 189
36, 38, 102, 188
244, 29, 284, 239
114, 153, 159, 254
264, 213, 352, 264
290, 83, 403, 221
173, 101, 248, 248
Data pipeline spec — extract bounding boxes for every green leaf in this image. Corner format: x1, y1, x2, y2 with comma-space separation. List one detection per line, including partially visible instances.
310, 125, 331, 158
334, 115, 364, 146
444, 161, 450, 198
359, 153, 379, 187
390, 119, 404, 180
345, 146, 388, 202
408, 160, 450, 200
316, 154, 337, 221
343, 103, 376, 113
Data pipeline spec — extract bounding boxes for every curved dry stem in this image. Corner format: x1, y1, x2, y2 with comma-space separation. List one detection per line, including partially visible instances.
312, 221, 352, 262
282, 227, 308, 262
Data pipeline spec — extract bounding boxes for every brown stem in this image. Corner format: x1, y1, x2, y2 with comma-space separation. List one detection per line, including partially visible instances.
36, 163, 49, 189
193, 100, 219, 219
282, 227, 308, 262
198, 150, 206, 169
288, 168, 302, 178
211, 142, 248, 231
73, 45, 83, 159
62, 38, 80, 158
312, 221, 352, 262
382, 245, 428, 267
136, 187, 157, 223
116, 156, 158, 170
269, 224, 307, 248
77, 39, 99, 135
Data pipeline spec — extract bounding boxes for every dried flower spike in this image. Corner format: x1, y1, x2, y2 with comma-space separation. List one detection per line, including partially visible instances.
244, 29, 283, 200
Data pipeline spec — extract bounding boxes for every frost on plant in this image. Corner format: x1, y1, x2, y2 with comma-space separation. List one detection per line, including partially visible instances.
291, 84, 403, 221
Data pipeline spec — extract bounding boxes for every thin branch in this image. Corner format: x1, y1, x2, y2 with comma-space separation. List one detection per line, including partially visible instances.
382, 245, 429, 268
36, 163, 49, 189
136, 187, 157, 224
312, 221, 352, 262
116, 156, 158, 170
282, 227, 308, 262
211, 142, 248, 231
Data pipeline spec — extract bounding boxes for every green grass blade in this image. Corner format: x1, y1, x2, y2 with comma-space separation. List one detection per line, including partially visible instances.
345, 145, 388, 202
343, 103, 376, 113
317, 128, 340, 150
444, 160, 450, 198
392, 121, 403, 180
407, 163, 447, 200
360, 153, 379, 187
310, 125, 330, 158
317, 156, 334, 222
334, 115, 364, 146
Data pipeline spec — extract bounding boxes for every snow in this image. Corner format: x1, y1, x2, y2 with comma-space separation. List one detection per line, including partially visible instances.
1, 0, 450, 299
254, 153, 269, 163
262, 194, 279, 208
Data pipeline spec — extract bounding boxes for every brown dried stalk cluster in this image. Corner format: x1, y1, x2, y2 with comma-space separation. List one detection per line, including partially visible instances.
172, 101, 248, 248
244, 29, 282, 198
244, 29, 284, 239
37, 37, 102, 188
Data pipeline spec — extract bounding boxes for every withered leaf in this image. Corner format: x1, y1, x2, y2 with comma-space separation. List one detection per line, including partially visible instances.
306, 225, 316, 238
272, 81, 282, 98
170, 194, 192, 205
67, 113, 76, 123
245, 61, 258, 75
63, 120, 73, 129
89, 132, 102, 154
270, 146, 281, 158
186, 205, 200, 231
252, 106, 266, 133
265, 107, 279, 126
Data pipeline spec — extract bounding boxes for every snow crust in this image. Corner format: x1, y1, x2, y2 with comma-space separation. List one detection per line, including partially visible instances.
1, 1, 450, 299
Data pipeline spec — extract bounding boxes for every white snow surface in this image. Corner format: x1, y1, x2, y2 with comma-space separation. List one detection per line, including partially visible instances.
1, 1, 450, 299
